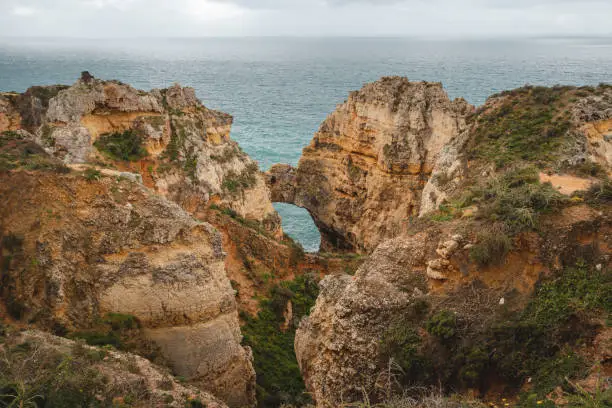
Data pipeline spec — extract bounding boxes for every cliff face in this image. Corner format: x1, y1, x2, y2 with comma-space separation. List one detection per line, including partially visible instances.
267, 77, 472, 252
0, 135, 255, 407
0, 74, 280, 235
295, 207, 612, 405
293, 83, 612, 406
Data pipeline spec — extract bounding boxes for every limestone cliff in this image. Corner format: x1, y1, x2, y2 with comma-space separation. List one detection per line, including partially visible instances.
268, 80, 612, 254
0, 73, 280, 235
0, 135, 255, 407
295, 205, 612, 406
293, 83, 612, 406
267, 77, 473, 252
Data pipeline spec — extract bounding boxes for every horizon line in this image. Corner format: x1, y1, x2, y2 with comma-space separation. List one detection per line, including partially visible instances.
1, 34, 612, 41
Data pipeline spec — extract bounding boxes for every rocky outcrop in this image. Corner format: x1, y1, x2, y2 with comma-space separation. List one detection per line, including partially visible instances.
295, 233, 434, 404
573, 87, 612, 169
267, 77, 473, 252
295, 206, 612, 405
1, 330, 229, 408
291, 82, 612, 406
0, 157, 255, 406
0, 73, 280, 235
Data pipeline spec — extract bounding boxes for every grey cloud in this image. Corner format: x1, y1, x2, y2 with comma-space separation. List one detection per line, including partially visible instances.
1, 0, 611, 37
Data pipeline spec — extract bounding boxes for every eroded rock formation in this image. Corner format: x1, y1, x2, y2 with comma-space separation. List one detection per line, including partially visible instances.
293, 82, 612, 406
267, 77, 473, 252
295, 206, 612, 405
0, 73, 280, 234
0, 144, 255, 406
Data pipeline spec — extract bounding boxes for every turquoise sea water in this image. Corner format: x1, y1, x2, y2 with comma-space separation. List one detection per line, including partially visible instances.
1, 37, 612, 251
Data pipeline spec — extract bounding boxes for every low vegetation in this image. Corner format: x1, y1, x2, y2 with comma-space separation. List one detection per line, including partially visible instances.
0, 131, 69, 173
222, 163, 259, 193
469, 85, 575, 168
241, 275, 319, 407
83, 168, 102, 181
94, 130, 148, 162
210, 146, 241, 163
0, 327, 207, 408
584, 179, 612, 204
68, 312, 165, 365
380, 262, 611, 406
458, 166, 568, 233
210, 204, 276, 239
469, 228, 513, 267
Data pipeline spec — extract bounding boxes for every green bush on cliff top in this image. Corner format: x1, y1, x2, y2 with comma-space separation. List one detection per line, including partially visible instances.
94, 130, 148, 162
470, 85, 573, 168
462, 166, 568, 233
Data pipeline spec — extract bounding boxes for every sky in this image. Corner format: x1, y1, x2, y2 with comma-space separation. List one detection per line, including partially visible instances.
1, 0, 612, 38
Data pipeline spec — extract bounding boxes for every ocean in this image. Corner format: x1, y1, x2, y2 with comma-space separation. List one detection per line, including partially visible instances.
1, 37, 612, 252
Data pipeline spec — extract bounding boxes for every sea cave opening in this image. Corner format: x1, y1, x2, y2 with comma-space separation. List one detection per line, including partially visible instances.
273, 203, 321, 253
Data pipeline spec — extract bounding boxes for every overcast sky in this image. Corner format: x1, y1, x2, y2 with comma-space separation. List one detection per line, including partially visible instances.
1, 0, 611, 38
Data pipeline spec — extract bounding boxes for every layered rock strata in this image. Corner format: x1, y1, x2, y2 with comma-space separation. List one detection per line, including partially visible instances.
267, 77, 473, 252
0, 73, 280, 235
0, 160, 254, 407
295, 207, 612, 405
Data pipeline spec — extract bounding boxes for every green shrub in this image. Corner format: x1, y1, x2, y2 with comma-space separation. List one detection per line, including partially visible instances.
288, 239, 305, 267
379, 321, 433, 385
457, 346, 489, 387
184, 151, 198, 181
103, 313, 138, 331
426, 310, 457, 341
469, 229, 512, 267
241, 275, 319, 407
83, 168, 101, 181
470, 86, 574, 168
418, 263, 610, 398
222, 163, 259, 193
70, 330, 121, 347
568, 160, 607, 178
489, 263, 610, 395
94, 130, 148, 162
467, 167, 568, 232
1, 233, 23, 253
586, 180, 612, 203
185, 398, 206, 408
69, 313, 139, 349
0, 133, 69, 173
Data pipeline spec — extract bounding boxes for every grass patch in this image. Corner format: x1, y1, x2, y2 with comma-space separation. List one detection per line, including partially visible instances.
469, 86, 574, 168
469, 228, 513, 267
222, 162, 259, 194
83, 168, 101, 181
0, 131, 69, 173
241, 275, 319, 407
94, 130, 148, 162
462, 166, 568, 233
